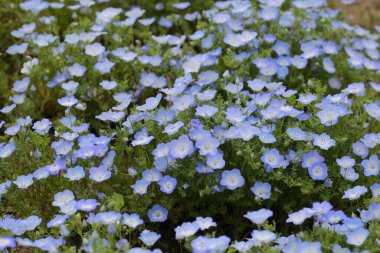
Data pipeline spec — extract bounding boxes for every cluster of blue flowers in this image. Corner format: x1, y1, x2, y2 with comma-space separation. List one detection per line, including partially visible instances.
0, 0, 379, 252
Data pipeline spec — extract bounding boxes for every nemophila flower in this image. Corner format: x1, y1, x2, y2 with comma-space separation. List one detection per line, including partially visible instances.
253, 58, 278, 76
195, 105, 218, 118
175, 222, 200, 240
251, 182, 271, 200
89, 166, 111, 182
142, 169, 162, 182
352, 141, 369, 158
148, 205, 168, 222
308, 163, 328, 180
0, 142, 16, 158
95, 58, 115, 74
52, 190, 75, 207
244, 209, 273, 225
336, 156, 355, 169
158, 176, 177, 194
96, 110, 125, 122
0, 237, 16, 250
231, 241, 254, 252
76, 199, 99, 212
272, 41, 290, 55
362, 155, 380, 176
220, 169, 245, 190
183, 55, 203, 73
294, 242, 322, 253
0, 180, 11, 195
153, 109, 175, 126
286, 209, 314, 225
346, 228, 369, 246
342, 186, 368, 200
197, 70, 218, 85
152, 143, 170, 158
370, 183, 380, 198
85, 42, 105, 56
33, 167, 50, 180
67, 63, 86, 77
196, 136, 220, 156
196, 162, 214, 174
312, 133, 336, 150
139, 230, 161, 246
52, 140, 74, 156
33, 119, 52, 135
13, 174, 34, 189
207, 152, 225, 169
195, 217, 216, 231
99, 80, 117, 90
298, 94, 317, 105
169, 135, 194, 159
340, 168, 359, 181
223, 31, 257, 47
225, 107, 246, 124
251, 230, 276, 244
4, 125, 20, 136
131, 179, 151, 195
301, 150, 325, 168
137, 94, 162, 111
286, 127, 306, 141
131, 128, 154, 146
259, 7, 279, 21
47, 215, 69, 228
93, 211, 122, 225
261, 148, 285, 169
163, 121, 184, 135
312, 201, 333, 215
172, 95, 195, 111
122, 213, 144, 229
12, 77, 29, 93
364, 102, 380, 120
64, 166, 86, 181
0, 104, 16, 114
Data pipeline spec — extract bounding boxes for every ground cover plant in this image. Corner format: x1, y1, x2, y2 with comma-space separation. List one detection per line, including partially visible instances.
0, 0, 380, 252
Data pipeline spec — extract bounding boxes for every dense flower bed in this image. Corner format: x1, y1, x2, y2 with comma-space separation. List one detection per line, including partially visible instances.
0, 0, 380, 252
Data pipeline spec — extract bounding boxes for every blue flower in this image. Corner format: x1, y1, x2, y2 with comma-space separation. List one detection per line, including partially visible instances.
158, 175, 177, 194
139, 230, 161, 246
362, 155, 379, 176
352, 141, 369, 158
76, 199, 99, 212
175, 222, 199, 240
0, 142, 16, 158
0, 237, 16, 250
148, 204, 168, 222
89, 166, 111, 182
169, 135, 194, 159
13, 174, 34, 189
85, 42, 105, 56
308, 163, 328, 180
261, 149, 285, 169
342, 186, 368, 200
196, 136, 220, 156
244, 209, 273, 225
220, 169, 245, 190
131, 179, 151, 195
313, 133, 336, 150
207, 151, 225, 169
195, 217, 216, 231
301, 150, 325, 168
286, 127, 306, 141
336, 156, 355, 169
32, 119, 52, 135
131, 128, 154, 146
346, 228, 369, 246
67, 63, 86, 77
122, 213, 144, 229
251, 182, 271, 200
